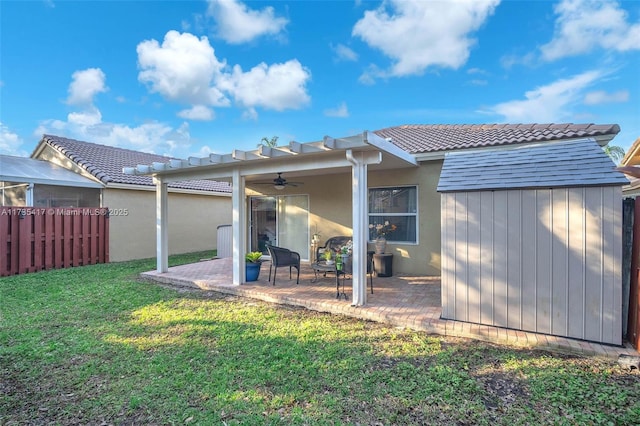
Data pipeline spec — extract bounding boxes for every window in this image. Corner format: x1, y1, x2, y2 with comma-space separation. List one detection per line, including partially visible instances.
368, 186, 417, 243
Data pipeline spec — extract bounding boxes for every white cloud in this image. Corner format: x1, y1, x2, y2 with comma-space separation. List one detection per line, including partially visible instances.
486, 70, 605, 122
37, 73, 197, 157
36, 114, 192, 158
584, 89, 629, 105
540, 0, 640, 61
67, 106, 102, 127
0, 122, 27, 156
352, 0, 499, 80
219, 60, 311, 111
324, 102, 349, 118
207, 0, 288, 44
137, 31, 311, 119
332, 43, 358, 62
67, 68, 107, 106
178, 105, 215, 121
242, 107, 258, 121
137, 31, 229, 107
467, 67, 488, 75
500, 52, 536, 69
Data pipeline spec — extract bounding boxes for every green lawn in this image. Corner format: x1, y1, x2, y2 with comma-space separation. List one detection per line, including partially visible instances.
1, 252, 639, 425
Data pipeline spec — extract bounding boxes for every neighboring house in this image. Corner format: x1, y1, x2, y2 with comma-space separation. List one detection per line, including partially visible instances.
0, 154, 103, 207
22, 135, 232, 262
618, 136, 640, 196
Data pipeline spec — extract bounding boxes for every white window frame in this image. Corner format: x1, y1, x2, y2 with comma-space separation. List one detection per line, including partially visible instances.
368, 185, 418, 244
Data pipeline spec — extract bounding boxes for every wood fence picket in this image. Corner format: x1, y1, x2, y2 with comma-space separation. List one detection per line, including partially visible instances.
0, 207, 109, 276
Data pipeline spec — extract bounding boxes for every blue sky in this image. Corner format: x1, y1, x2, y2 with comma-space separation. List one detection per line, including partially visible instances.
1, 0, 638, 160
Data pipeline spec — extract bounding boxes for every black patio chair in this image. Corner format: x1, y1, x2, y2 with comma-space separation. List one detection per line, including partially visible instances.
315, 236, 352, 262
266, 244, 300, 285
316, 236, 374, 294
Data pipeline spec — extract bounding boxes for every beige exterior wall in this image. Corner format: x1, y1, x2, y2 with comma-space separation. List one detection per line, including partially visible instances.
103, 188, 231, 262
33, 144, 232, 262
441, 186, 623, 345
246, 160, 443, 276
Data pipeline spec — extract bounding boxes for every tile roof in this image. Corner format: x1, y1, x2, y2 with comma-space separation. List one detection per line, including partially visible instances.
437, 138, 629, 192
36, 135, 231, 193
374, 123, 620, 154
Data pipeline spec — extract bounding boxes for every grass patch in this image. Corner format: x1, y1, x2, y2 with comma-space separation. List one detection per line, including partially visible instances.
1, 252, 639, 425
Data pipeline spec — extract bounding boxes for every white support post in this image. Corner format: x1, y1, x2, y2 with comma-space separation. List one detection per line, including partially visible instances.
26, 184, 34, 206
154, 176, 169, 273
232, 168, 246, 285
346, 150, 382, 306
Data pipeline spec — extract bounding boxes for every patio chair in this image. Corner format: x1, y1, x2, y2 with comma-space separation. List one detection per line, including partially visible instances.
315, 236, 352, 262
316, 236, 374, 294
266, 244, 300, 285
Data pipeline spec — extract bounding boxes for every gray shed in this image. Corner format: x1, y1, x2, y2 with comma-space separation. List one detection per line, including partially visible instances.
437, 138, 629, 345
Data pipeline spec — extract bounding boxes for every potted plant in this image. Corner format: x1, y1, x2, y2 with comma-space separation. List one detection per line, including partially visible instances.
245, 251, 263, 282
322, 248, 334, 265
369, 221, 397, 254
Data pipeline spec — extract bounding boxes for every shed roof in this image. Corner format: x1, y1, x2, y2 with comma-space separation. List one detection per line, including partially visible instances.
437, 138, 629, 192
0, 155, 103, 188
34, 135, 232, 193
375, 123, 620, 155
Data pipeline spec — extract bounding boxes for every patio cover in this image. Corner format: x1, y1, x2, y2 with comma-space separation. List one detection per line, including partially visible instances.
0, 155, 103, 188
124, 131, 418, 306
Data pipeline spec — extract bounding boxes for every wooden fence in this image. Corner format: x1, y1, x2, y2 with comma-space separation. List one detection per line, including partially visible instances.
0, 207, 109, 276
626, 198, 640, 349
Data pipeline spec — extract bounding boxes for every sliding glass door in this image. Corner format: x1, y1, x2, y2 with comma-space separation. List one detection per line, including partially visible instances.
250, 195, 309, 260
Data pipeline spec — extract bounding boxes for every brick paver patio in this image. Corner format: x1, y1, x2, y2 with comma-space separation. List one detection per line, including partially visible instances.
141, 257, 639, 360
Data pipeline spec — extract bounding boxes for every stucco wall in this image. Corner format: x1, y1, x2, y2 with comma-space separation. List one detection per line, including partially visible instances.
368, 162, 443, 276
247, 161, 442, 276
103, 188, 231, 262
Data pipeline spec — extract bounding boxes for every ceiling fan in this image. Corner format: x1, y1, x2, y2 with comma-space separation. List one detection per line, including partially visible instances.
254, 173, 303, 190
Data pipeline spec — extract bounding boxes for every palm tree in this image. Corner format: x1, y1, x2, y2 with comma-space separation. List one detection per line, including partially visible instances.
258, 136, 278, 148
603, 144, 625, 164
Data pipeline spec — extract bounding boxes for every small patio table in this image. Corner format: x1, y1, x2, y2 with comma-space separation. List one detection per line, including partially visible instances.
311, 260, 348, 300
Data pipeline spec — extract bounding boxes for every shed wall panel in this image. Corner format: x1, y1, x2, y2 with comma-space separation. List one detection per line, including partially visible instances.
551, 188, 569, 337
440, 194, 453, 319
567, 188, 586, 340
507, 190, 522, 330
454, 192, 469, 321
493, 191, 508, 328
467, 191, 482, 324
480, 191, 494, 324
536, 190, 553, 335
584, 188, 604, 342
520, 191, 538, 331
441, 186, 622, 345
